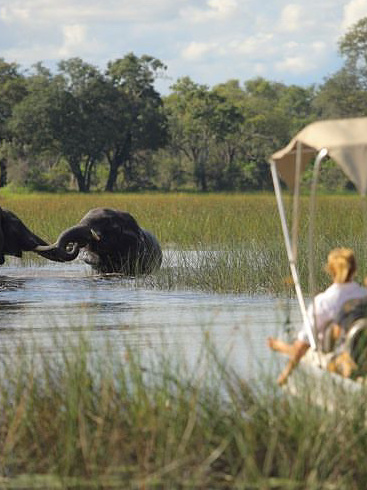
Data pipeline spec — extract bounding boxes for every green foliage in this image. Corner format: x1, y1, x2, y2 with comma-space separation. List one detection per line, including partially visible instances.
3, 17, 367, 194
315, 16, 367, 118
301, 158, 354, 192
339, 17, 367, 68
165, 77, 244, 191
104, 53, 168, 191
314, 68, 367, 118
0, 58, 27, 143
7, 55, 167, 193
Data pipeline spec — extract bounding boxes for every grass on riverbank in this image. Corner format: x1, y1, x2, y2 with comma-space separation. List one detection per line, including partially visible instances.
1, 333, 367, 489
1, 192, 367, 294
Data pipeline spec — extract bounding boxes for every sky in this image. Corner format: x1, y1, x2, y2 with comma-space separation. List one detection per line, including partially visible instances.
1, 0, 367, 95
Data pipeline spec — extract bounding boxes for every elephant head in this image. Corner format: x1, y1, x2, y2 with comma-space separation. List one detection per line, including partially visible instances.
39, 208, 162, 275
0, 206, 79, 264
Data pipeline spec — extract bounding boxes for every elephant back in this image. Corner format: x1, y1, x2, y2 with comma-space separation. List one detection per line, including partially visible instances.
140, 229, 162, 273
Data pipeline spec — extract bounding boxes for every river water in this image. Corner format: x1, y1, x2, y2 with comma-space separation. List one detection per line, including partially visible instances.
0, 251, 303, 382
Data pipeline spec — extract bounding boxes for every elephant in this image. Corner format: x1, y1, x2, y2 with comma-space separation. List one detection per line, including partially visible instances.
0, 206, 78, 265
38, 208, 163, 275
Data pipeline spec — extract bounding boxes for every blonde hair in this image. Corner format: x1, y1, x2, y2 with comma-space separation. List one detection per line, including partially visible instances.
325, 248, 356, 283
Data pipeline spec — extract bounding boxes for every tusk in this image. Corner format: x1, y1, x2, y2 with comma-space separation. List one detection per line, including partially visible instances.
34, 244, 57, 251
91, 228, 101, 241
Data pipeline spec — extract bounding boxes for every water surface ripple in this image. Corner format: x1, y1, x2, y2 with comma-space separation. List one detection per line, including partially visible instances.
0, 255, 303, 380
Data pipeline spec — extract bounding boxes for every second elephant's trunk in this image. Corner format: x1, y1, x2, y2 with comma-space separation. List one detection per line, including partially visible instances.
35, 225, 97, 261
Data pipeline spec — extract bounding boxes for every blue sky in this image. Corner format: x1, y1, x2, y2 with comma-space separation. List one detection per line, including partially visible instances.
1, 0, 367, 94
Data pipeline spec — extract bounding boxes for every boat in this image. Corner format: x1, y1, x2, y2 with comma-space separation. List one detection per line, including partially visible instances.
269, 117, 367, 395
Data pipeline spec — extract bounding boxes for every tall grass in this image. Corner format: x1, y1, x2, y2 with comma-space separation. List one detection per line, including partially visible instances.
1, 192, 367, 294
1, 333, 367, 488
0, 192, 282, 247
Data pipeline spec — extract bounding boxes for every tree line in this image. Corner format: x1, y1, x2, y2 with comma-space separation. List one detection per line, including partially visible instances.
1, 18, 367, 193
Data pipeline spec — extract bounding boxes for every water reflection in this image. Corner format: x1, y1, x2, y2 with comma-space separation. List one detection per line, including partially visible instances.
0, 276, 27, 291
0, 255, 303, 380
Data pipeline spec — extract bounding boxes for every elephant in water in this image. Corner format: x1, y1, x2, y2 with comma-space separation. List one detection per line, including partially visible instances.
0, 206, 78, 264
38, 208, 162, 275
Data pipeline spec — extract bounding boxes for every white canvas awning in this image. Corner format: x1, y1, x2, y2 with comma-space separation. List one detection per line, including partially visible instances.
269, 117, 367, 195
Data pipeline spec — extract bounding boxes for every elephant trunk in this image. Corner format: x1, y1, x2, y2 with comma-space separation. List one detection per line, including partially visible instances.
35, 225, 98, 261
34, 243, 80, 262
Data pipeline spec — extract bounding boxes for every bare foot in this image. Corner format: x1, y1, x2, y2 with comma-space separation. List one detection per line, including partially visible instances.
277, 371, 289, 386
267, 337, 276, 350
267, 337, 290, 353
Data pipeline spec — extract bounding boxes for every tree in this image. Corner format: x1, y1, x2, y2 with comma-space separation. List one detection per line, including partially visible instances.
0, 59, 26, 140
0, 58, 27, 186
339, 17, 367, 78
238, 78, 293, 189
277, 84, 316, 131
165, 77, 245, 191
55, 58, 114, 191
10, 59, 112, 192
6, 64, 60, 189
315, 17, 367, 118
210, 81, 246, 189
104, 53, 168, 191
164, 76, 316, 191
314, 68, 367, 117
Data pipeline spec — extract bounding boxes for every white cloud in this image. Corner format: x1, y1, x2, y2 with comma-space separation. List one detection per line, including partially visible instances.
279, 4, 302, 33
312, 41, 327, 55
275, 55, 316, 74
59, 24, 88, 58
3, 45, 60, 64
207, 0, 238, 16
231, 33, 275, 56
286, 41, 298, 48
0, 0, 352, 91
0, 6, 30, 22
342, 0, 367, 30
274, 39, 328, 76
253, 63, 266, 76
180, 0, 238, 23
0, 0, 186, 24
181, 41, 218, 61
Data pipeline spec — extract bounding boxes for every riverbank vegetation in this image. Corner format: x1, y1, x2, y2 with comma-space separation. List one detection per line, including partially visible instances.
1, 332, 367, 489
1, 18, 367, 193
1, 192, 367, 295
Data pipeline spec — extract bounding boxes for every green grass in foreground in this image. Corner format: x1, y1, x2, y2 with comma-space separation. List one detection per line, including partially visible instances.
1, 334, 367, 489
2, 192, 367, 294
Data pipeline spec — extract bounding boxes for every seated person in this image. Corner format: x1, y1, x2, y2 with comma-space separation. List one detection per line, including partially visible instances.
335, 295, 367, 333
268, 248, 367, 385
330, 296, 367, 376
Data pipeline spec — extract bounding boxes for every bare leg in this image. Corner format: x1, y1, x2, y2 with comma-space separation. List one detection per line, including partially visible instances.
268, 338, 310, 385
268, 337, 298, 356
327, 352, 357, 378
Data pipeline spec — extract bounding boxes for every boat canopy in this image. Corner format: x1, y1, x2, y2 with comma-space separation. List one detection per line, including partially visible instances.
270, 117, 367, 195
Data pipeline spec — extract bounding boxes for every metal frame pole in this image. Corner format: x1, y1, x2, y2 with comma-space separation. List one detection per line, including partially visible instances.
291, 141, 302, 261
270, 160, 316, 349
308, 149, 328, 299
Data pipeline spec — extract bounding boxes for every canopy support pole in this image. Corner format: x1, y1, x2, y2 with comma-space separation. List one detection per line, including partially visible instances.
308, 148, 328, 306
270, 160, 316, 349
291, 142, 302, 262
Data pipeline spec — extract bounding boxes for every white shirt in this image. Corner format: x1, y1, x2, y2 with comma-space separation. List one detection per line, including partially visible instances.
298, 282, 367, 343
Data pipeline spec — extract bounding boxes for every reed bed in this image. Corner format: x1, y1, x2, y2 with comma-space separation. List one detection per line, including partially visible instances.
1, 192, 367, 294
1, 192, 367, 488
1, 333, 367, 489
